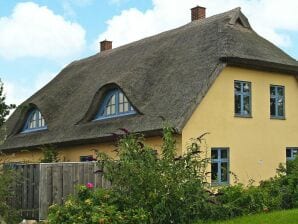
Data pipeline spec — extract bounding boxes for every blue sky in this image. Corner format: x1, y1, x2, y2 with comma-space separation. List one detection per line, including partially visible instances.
0, 0, 298, 105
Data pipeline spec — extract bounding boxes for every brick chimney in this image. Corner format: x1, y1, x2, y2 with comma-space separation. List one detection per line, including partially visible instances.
100, 40, 112, 52
191, 6, 206, 21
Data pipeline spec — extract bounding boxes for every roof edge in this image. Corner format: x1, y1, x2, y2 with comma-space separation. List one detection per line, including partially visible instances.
0, 128, 166, 152
176, 63, 227, 132
220, 57, 298, 75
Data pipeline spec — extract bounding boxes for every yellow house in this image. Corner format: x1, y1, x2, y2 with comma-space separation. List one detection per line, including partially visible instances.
1, 6, 298, 185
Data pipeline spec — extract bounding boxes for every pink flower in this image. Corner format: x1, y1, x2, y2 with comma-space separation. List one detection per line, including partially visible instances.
86, 182, 94, 189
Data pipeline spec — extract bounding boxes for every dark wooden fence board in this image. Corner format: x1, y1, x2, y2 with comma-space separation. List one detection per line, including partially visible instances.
9, 162, 108, 220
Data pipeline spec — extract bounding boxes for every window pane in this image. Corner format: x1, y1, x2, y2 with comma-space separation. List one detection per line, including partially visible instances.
270, 98, 276, 116
211, 149, 218, 160
286, 149, 292, 158
277, 97, 284, 117
243, 83, 250, 93
293, 149, 297, 157
119, 103, 124, 113
106, 106, 111, 115
235, 94, 241, 114
211, 163, 218, 182
234, 81, 241, 92
243, 95, 250, 115
111, 95, 116, 104
111, 105, 116, 114
124, 103, 129, 112
119, 92, 124, 103
270, 86, 275, 96
221, 149, 228, 159
124, 96, 128, 103
277, 87, 284, 96
221, 162, 228, 182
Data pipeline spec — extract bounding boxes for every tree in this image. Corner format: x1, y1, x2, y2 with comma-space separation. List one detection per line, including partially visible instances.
0, 79, 16, 127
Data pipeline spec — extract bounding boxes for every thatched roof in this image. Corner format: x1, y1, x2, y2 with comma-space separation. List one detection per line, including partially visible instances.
1, 8, 298, 151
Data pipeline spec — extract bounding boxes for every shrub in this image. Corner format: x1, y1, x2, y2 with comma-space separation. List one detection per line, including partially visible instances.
96, 127, 211, 224
48, 185, 149, 224
0, 155, 21, 224
40, 145, 60, 163
48, 126, 212, 224
47, 126, 298, 223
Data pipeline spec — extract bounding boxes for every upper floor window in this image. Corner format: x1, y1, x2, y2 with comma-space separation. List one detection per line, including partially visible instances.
286, 148, 297, 161
270, 85, 285, 119
234, 81, 251, 117
95, 89, 135, 120
22, 109, 47, 133
211, 148, 229, 185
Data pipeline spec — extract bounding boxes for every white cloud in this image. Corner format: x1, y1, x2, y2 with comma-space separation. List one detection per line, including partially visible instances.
3, 70, 58, 106
0, 2, 86, 60
96, 0, 298, 51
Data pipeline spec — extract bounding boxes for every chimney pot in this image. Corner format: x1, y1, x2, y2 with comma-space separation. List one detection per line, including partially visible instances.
191, 6, 206, 21
100, 40, 112, 52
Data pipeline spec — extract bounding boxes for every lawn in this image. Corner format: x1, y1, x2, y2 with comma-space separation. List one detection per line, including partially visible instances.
196, 209, 298, 224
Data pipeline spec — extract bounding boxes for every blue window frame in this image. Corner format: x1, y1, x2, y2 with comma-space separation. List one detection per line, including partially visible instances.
211, 148, 229, 185
234, 81, 251, 117
286, 148, 297, 161
22, 109, 47, 133
270, 85, 285, 119
95, 89, 135, 120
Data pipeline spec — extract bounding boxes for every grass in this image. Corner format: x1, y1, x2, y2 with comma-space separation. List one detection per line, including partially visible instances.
196, 209, 298, 224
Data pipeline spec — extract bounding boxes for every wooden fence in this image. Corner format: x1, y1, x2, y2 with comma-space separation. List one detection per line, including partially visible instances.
7, 162, 109, 220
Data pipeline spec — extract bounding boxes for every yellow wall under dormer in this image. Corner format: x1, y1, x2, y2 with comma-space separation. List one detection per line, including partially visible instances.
2, 135, 182, 163
182, 66, 298, 185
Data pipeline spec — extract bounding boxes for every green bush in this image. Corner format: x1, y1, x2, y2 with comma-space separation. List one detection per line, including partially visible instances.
0, 159, 21, 224
208, 157, 298, 221
48, 126, 212, 224
47, 126, 298, 223
48, 185, 149, 224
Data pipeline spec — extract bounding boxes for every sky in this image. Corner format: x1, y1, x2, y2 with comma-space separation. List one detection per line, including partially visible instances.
0, 0, 298, 105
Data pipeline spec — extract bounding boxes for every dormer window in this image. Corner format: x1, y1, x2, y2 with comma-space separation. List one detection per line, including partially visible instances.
22, 109, 47, 133
95, 89, 135, 120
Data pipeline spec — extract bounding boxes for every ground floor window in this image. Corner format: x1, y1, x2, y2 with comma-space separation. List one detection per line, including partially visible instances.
211, 148, 229, 185
80, 155, 94, 162
286, 148, 297, 161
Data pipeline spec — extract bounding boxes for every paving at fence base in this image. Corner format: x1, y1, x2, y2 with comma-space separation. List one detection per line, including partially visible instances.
9, 162, 110, 220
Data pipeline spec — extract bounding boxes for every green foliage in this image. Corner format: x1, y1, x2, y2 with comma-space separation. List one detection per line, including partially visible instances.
0, 156, 21, 224
0, 80, 16, 127
96, 126, 211, 224
196, 209, 298, 224
47, 126, 298, 223
48, 186, 149, 224
207, 156, 298, 221
40, 146, 60, 163
48, 126, 212, 224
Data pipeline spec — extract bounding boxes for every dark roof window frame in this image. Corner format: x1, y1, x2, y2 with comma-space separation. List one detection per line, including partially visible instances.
21, 108, 47, 133
94, 88, 136, 121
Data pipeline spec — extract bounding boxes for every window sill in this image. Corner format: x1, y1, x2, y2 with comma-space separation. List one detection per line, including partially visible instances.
21, 127, 48, 134
234, 114, 252, 118
211, 182, 230, 187
93, 112, 136, 121
270, 116, 286, 120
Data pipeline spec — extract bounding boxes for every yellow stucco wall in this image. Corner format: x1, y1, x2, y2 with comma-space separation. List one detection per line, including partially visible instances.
182, 66, 298, 184
2, 135, 182, 163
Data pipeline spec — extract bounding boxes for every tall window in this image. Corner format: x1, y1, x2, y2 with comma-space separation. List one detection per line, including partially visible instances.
270, 85, 285, 118
234, 81, 251, 117
23, 109, 47, 132
286, 148, 297, 161
95, 89, 135, 120
211, 148, 229, 185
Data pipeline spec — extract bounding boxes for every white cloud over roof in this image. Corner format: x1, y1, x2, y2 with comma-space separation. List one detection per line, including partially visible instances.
99, 0, 298, 50
0, 2, 86, 60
